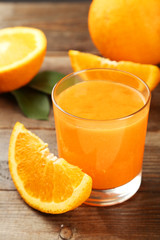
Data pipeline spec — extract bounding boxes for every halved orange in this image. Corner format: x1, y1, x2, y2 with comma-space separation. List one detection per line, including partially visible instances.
8, 122, 92, 214
0, 27, 47, 93
69, 50, 160, 91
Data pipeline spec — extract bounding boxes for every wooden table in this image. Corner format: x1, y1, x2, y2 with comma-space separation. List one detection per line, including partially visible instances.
0, 2, 160, 239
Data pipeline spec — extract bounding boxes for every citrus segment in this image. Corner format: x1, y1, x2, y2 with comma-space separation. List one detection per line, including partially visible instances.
69, 50, 160, 91
0, 27, 47, 93
9, 122, 92, 214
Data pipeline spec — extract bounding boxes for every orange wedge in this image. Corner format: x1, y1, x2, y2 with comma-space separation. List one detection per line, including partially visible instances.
0, 27, 47, 93
69, 50, 160, 91
8, 122, 92, 214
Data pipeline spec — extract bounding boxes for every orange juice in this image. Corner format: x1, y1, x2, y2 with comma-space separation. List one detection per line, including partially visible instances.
53, 79, 149, 190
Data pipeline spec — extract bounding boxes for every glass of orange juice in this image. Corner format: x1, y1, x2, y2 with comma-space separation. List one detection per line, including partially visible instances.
52, 68, 151, 206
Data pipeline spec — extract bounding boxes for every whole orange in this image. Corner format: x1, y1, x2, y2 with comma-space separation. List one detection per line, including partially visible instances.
88, 0, 160, 64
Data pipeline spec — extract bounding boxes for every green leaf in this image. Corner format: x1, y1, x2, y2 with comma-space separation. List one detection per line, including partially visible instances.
28, 71, 65, 94
12, 87, 50, 120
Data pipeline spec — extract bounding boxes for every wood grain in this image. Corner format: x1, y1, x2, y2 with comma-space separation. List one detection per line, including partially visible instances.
0, 55, 160, 131
0, 1, 160, 240
0, 2, 98, 54
0, 190, 160, 240
0, 128, 160, 190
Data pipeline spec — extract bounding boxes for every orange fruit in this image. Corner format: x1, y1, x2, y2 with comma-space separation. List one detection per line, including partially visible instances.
0, 27, 47, 93
8, 122, 92, 214
69, 50, 160, 91
88, 0, 160, 64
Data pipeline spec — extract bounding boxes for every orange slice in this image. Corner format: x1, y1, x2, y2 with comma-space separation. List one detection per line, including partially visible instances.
0, 27, 47, 93
8, 122, 92, 214
69, 50, 160, 91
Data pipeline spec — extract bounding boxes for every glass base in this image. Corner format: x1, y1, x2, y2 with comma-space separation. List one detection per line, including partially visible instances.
85, 171, 142, 206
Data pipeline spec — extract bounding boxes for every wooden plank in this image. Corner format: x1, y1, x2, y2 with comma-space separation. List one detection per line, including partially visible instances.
0, 190, 160, 240
0, 55, 160, 130
0, 2, 98, 54
1, 87, 160, 130
1, 129, 160, 191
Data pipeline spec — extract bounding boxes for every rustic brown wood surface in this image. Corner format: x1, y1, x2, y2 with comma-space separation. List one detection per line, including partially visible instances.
0, 2, 160, 240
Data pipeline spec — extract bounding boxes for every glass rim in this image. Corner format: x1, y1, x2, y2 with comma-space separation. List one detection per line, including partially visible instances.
51, 68, 151, 122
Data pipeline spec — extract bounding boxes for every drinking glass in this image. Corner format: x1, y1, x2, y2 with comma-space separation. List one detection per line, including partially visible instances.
52, 69, 151, 206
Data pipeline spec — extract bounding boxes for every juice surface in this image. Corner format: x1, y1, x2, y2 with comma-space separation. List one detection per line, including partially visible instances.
57, 80, 144, 120
54, 80, 149, 189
